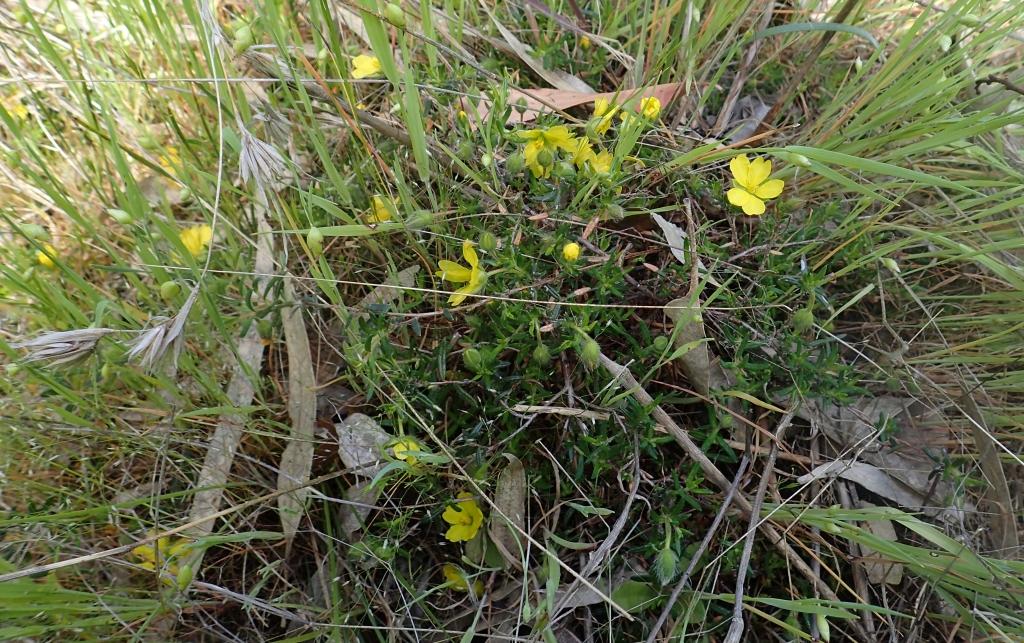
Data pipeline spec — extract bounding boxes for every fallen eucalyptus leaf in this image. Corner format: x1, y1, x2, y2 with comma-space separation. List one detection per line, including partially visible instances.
856, 501, 903, 585
488, 454, 527, 569
336, 413, 391, 478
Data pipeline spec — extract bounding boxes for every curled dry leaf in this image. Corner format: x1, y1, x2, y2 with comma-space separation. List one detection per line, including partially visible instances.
488, 454, 527, 569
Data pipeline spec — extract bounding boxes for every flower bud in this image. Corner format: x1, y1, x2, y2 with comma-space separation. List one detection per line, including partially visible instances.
479, 231, 498, 253
5, 363, 21, 377
21, 224, 49, 240
885, 377, 901, 391
654, 547, 679, 585
854, 56, 864, 72
307, 226, 324, 258
532, 343, 551, 366
257, 318, 274, 339
317, 47, 330, 63
562, 242, 581, 262
13, 9, 29, 23
957, 13, 980, 27
407, 209, 434, 229
536, 149, 554, 168
462, 347, 483, 373
792, 308, 815, 333
101, 362, 112, 379
108, 208, 134, 225
579, 338, 600, 370
385, 3, 406, 28
232, 24, 255, 55
137, 133, 160, 150
580, 36, 591, 50
604, 203, 625, 221
881, 257, 900, 274
817, 613, 831, 642
456, 140, 475, 161
160, 280, 181, 299
481, 153, 493, 167
177, 186, 192, 202
937, 34, 952, 52
514, 97, 529, 115
176, 563, 194, 591
785, 151, 811, 168
653, 335, 669, 352
505, 152, 525, 175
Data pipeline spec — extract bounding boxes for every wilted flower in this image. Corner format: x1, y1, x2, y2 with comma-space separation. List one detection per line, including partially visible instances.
198, 0, 229, 49
351, 55, 382, 79
13, 328, 118, 366
436, 241, 485, 306
127, 284, 200, 369
239, 128, 287, 194
726, 154, 785, 216
442, 492, 484, 542
443, 564, 483, 595
251, 99, 291, 146
179, 224, 212, 257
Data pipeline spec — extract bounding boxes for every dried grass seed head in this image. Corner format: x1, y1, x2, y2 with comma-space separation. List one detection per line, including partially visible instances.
239, 128, 287, 194
13, 328, 118, 366
127, 284, 200, 369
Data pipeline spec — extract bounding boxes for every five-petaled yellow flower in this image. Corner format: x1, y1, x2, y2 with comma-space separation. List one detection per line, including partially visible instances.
368, 195, 398, 223
443, 563, 484, 594
179, 224, 212, 257
562, 242, 581, 262
587, 150, 613, 175
351, 55, 382, 79
132, 533, 190, 583
591, 98, 618, 135
37, 244, 57, 267
727, 154, 785, 216
442, 492, 484, 542
392, 438, 422, 465
436, 240, 485, 305
518, 125, 578, 177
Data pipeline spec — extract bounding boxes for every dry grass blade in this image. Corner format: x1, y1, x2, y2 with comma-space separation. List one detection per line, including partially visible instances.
186, 204, 275, 541
277, 277, 318, 554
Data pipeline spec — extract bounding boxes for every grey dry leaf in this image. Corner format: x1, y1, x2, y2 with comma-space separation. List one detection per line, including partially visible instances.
127, 284, 200, 370
239, 128, 287, 194
14, 327, 118, 365
488, 453, 527, 570
335, 413, 391, 478
663, 298, 714, 397
856, 501, 903, 585
651, 214, 720, 287
339, 480, 381, 538
277, 279, 317, 553
798, 460, 931, 513
961, 392, 1019, 557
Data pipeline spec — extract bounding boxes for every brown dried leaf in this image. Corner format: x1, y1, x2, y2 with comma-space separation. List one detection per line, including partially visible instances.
488, 454, 527, 569
277, 278, 318, 553
664, 298, 712, 396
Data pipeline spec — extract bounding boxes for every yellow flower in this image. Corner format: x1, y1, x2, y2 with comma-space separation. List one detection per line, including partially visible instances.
640, 96, 661, 119
351, 55, 382, 79
2, 93, 28, 120
562, 242, 580, 262
443, 564, 484, 594
37, 244, 57, 267
436, 240, 485, 306
570, 137, 595, 169
587, 150, 613, 175
726, 154, 785, 216
159, 147, 181, 173
442, 492, 484, 542
579, 36, 591, 50
179, 224, 212, 257
368, 195, 398, 223
518, 126, 578, 177
132, 534, 190, 583
591, 98, 618, 135
392, 438, 422, 465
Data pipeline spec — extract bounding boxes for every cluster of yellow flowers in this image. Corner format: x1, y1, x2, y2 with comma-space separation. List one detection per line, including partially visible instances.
131, 533, 191, 585
516, 124, 612, 179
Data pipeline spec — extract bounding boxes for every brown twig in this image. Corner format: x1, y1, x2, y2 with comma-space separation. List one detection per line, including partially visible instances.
753, 0, 863, 136
975, 74, 1024, 97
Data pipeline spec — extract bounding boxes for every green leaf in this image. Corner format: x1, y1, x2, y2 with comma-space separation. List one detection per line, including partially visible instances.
610, 580, 659, 613
567, 501, 615, 517
751, 23, 879, 49
783, 146, 979, 194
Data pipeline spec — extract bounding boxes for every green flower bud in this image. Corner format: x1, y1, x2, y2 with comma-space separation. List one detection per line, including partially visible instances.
177, 187, 192, 202
579, 338, 600, 370
817, 613, 831, 642
481, 153, 493, 168
137, 134, 160, 150
881, 257, 900, 274
828, 504, 840, 515
854, 56, 864, 72
479, 231, 498, 253
885, 377, 901, 392
5, 363, 21, 377
407, 209, 434, 229
307, 226, 324, 258
822, 520, 843, 534
957, 13, 980, 27
160, 280, 181, 299
385, 3, 406, 28
514, 97, 529, 115
536, 149, 554, 168
604, 203, 626, 221
785, 151, 811, 168
21, 224, 49, 240
257, 318, 274, 339
317, 47, 330, 63
792, 308, 815, 333
654, 546, 679, 585
937, 34, 952, 52
462, 347, 483, 373
101, 362, 112, 380
552, 160, 575, 179
13, 9, 29, 23
456, 140, 475, 161
532, 343, 551, 366
905, 378, 922, 394
176, 563, 194, 591
232, 24, 255, 55
505, 152, 525, 175
653, 335, 669, 352
107, 208, 134, 225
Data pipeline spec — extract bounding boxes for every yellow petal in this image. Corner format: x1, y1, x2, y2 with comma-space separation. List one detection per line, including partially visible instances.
462, 241, 479, 268
351, 55, 381, 79
544, 126, 577, 152
593, 97, 609, 117
727, 187, 757, 209
753, 178, 784, 200
730, 155, 751, 190
448, 291, 468, 305
523, 138, 543, 168
437, 260, 471, 283
517, 129, 545, 141
747, 156, 772, 188
640, 96, 661, 119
